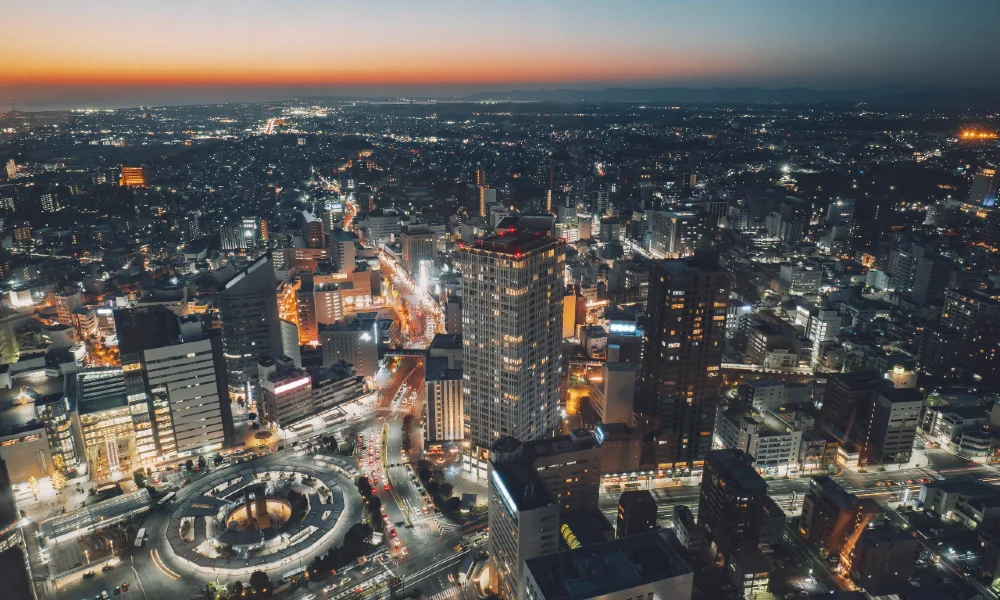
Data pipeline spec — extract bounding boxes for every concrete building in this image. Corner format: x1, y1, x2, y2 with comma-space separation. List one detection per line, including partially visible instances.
616, 490, 656, 538
847, 526, 917, 593
401, 226, 437, 278
0, 459, 37, 600
861, 388, 922, 466
697, 450, 768, 559
319, 318, 379, 380
460, 231, 565, 475
717, 407, 803, 475
216, 255, 282, 401
522, 531, 693, 600
54, 290, 83, 325
115, 307, 233, 460
738, 379, 787, 411
364, 208, 401, 245
423, 356, 463, 444
588, 362, 635, 426
800, 476, 884, 553
778, 263, 822, 296
257, 356, 314, 428
487, 460, 560, 600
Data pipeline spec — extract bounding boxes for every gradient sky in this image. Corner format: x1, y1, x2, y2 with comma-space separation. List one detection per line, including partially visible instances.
3, 0, 1000, 109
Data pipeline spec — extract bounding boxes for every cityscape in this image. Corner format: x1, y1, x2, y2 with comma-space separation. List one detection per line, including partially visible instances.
4, 3, 1000, 600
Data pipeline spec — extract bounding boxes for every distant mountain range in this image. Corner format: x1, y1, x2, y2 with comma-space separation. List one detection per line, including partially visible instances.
461, 85, 1000, 109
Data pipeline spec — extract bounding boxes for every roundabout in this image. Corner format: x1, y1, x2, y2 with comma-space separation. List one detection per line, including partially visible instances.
151, 453, 364, 580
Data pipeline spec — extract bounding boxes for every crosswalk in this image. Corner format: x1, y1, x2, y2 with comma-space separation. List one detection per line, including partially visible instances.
425, 587, 461, 600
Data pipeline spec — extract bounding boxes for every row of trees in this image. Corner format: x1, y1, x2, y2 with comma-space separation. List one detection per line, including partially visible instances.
307, 522, 374, 577
416, 460, 462, 514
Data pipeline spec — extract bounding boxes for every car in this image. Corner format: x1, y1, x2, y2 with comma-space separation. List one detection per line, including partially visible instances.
394, 537, 402, 547
401, 547, 408, 555
113, 587, 121, 596
885, 480, 895, 486
875, 481, 885, 487
383, 484, 391, 491
921, 477, 932, 483
422, 507, 429, 514
83, 571, 96, 579
121, 583, 129, 592
101, 592, 110, 600
371, 488, 378, 495
907, 479, 915, 484
389, 528, 397, 537
102, 565, 114, 572
382, 513, 390, 521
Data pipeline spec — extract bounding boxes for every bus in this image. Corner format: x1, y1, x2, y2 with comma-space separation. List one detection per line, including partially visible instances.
282, 566, 307, 584
134, 528, 146, 548
157, 492, 176, 509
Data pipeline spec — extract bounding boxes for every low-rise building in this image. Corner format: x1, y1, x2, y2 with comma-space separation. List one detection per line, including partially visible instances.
522, 530, 693, 600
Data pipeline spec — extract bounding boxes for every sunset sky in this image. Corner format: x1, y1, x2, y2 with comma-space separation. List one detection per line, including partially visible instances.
4, 0, 999, 109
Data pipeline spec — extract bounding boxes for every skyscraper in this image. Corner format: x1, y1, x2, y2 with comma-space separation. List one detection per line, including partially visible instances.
970, 168, 999, 207
115, 306, 234, 458
460, 230, 565, 477
217, 255, 283, 401
637, 252, 730, 472
697, 449, 768, 560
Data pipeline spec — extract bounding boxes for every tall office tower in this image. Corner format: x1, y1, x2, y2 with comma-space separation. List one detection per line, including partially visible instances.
256, 356, 313, 427
217, 255, 283, 401
818, 373, 891, 442
637, 252, 731, 471
0, 459, 37, 600
220, 224, 245, 251
970, 168, 999, 207
911, 251, 954, 306
331, 229, 357, 274
5, 159, 17, 180
491, 430, 601, 515
475, 168, 486, 187
115, 307, 234, 458
119, 165, 148, 188
479, 187, 497, 218
424, 335, 464, 445
487, 458, 560, 600
305, 220, 326, 249
545, 189, 553, 215
697, 449, 768, 560
40, 192, 58, 212
807, 308, 840, 365
594, 190, 610, 217
848, 197, 894, 254
401, 226, 437, 278
861, 388, 921, 466
296, 272, 319, 344
459, 231, 566, 474
259, 218, 269, 243
616, 490, 657, 538
240, 216, 263, 248
318, 317, 379, 379
826, 198, 855, 224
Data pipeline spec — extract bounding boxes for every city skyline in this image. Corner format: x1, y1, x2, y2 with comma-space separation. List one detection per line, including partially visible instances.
4, 0, 1000, 110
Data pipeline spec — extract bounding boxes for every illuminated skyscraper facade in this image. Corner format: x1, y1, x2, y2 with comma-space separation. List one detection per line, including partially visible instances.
460, 231, 565, 477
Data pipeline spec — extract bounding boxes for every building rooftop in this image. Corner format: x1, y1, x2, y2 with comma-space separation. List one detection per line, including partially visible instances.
523, 531, 692, 600
490, 461, 556, 512
424, 356, 461, 382
923, 477, 998, 498
39, 489, 152, 540
463, 230, 563, 256
428, 333, 462, 351
730, 549, 772, 575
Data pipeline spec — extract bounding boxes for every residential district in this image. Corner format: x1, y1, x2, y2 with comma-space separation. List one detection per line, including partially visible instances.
0, 103, 999, 600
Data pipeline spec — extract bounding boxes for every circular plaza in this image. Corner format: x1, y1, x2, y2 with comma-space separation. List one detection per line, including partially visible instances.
156, 455, 363, 578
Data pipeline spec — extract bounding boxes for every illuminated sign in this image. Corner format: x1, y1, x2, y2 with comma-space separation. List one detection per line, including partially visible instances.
273, 377, 311, 395
595, 426, 606, 444
609, 322, 637, 334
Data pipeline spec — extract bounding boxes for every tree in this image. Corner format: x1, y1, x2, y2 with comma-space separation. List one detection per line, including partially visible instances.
231, 581, 243, 598
388, 576, 403, 599
51, 469, 66, 491
249, 570, 271, 596
185, 458, 194, 472
132, 469, 145, 488
197, 455, 208, 470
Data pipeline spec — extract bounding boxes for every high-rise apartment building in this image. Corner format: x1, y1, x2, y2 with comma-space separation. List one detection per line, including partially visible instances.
305, 220, 326, 249
800, 475, 884, 554
119, 165, 148, 188
697, 450, 768, 559
459, 231, 565, 475
638, 252, 730, 471
5, 159, 17, 180
296, 272, 319, 344
216, 255, 283, 401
